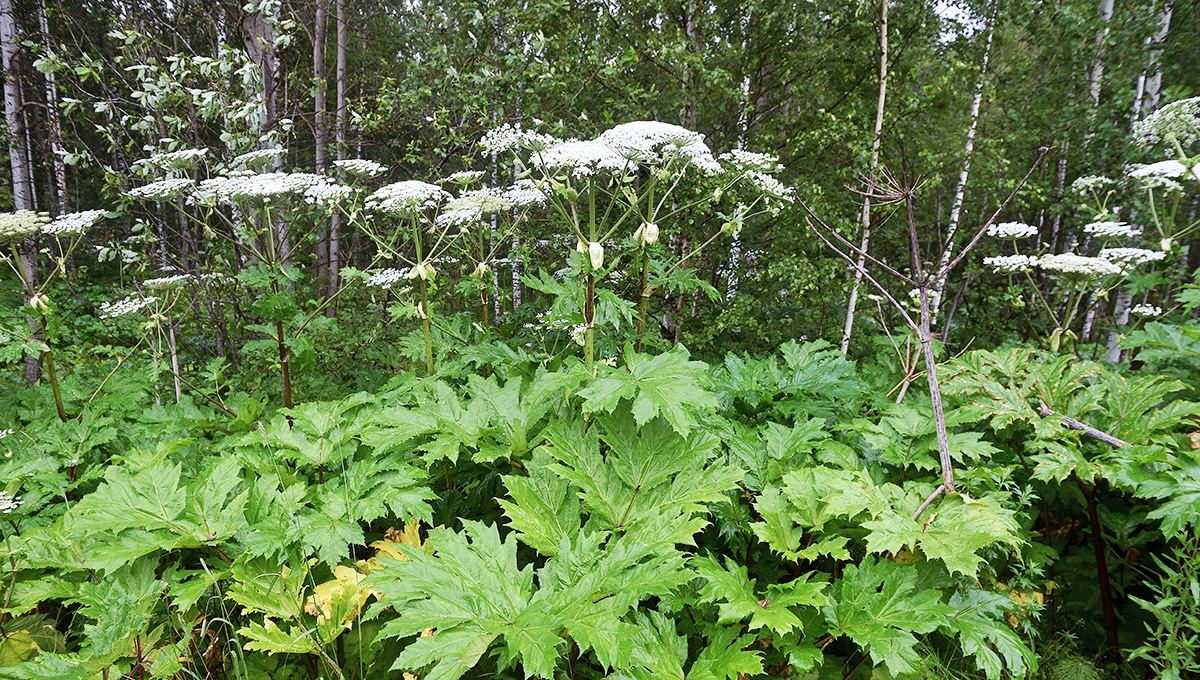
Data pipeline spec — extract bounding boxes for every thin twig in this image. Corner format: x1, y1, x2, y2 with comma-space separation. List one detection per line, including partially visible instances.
1036, 400, 1130, 448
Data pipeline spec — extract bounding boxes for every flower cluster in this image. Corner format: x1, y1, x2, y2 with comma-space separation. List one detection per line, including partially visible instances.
0, 491, 22, 514
436, 188, 512, 228
136, 148, 208, 174
479, 123, 557, 154
367, 268, 410, 289
719, 149, 780, 173
99, 294, 158, 318
1131, 303, 1162, 317
1135, 96, 1200, 147
44, 210, 106, 236
127, 178, 196, 201
744, 171, 795, 203
987, 221, 1038, 239
195, 173, 323, 204
142, 273, 193, 289
304, 179, 355, 206
366, 181, 450, 215
445, 170, 484, 185
1098, 247, 1167, 272
539, 139, 630, 176
596, 121, 722, 174
232, 148, 286, 168
983, 254, 1038, 273
1070, 176, 1113, 194
333, 159, 387, 177
1037, 253, 1122, 278
1083, 221, 1140, 239
502, 179, 548, 207
0, 211, 50, 243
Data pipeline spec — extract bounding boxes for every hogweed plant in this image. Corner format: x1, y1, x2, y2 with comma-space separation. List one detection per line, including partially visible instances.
481, 121, 792, 367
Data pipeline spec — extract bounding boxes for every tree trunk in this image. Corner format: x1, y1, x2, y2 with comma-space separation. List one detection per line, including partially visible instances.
1082, 0, 1115, 148
931, 0, 998, 322
840, 0, 888, 354
36, 0, 66, 214
1143, 2, 1171, 114
1, 0, 40, 384
313, 0, 329, 285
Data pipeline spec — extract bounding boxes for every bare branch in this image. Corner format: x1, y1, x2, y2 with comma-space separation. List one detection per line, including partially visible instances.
805, 218, 919, 331
1037, 400, 1131, 448
798, 198, 916, 286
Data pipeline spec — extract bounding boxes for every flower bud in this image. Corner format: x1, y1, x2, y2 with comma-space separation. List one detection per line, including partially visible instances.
576, 239, 588, 254
474, 261, 490, 278
588, 241, 604, 269
1161, 237, 1174, 251
634, 222, 659, 246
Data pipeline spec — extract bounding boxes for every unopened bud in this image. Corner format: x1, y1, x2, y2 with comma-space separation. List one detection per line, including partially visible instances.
634, 222, 659, 246
588, 241, 604, 269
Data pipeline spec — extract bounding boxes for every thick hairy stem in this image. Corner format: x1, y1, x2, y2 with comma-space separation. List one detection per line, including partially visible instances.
636, 249, 649, 351
43, 347, 66, 422
275, 320, 292, 409
420, 278, 434, 376
1074, 473, 1122, 662
584, 273, 596, 368
920, 289, 955, 492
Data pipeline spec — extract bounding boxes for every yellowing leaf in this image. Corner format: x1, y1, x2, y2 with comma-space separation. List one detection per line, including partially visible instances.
305, 565, 372, 626
357, 519, 430, 572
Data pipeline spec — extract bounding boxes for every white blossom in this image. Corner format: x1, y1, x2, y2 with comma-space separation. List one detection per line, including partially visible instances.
745, 171, 795, 202
539, 139, 631, 176
1083, 221, 1140, 239
436, 188, 513, 228
1131, 303, 1162, 317
142, 273, 192, 289
136, 148, 208, 174
984, 254, 1038, 273
0, 211, 49, 243
445, 170, 484, 185
99, 294, 158, 318
1070, 175, 1113, 194
0, 429, 10, 438
127, 178, 195, 201
304, 179, 355, 206
502, 179, 548, 207
232, 148, 286, 168
987, 221, 1038, 239
194, 173, 323, 204
1037, 253, 1122, 278
479, 123, 558, 154
1135, 97, 1200, 147
719, 149, 780, 172
332, 158, 387, 177
1099, 247, 1167, 272
367, 268, 409, 289
44, 210, 106, 236
365, 181, 450, 215
596, 121, 722, 174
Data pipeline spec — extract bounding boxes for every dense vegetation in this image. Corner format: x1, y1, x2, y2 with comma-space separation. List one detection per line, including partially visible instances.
0, 0, 1199, 678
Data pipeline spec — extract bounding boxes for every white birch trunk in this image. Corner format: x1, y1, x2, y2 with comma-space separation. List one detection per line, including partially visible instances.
841, 0, 888, 354
36, 0, 66, 214
931, 0, 998, 321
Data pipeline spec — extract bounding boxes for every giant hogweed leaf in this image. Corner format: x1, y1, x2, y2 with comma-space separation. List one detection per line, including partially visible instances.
73, 557, 163, 659
862, 494, 1022, 577
577, 344, 717, 435
1138, 455, 1200, 537
693, 555, 827, 634
688, 625, 765, 680
940, 589, 1036, 680
499, 461, 581, 555
824, 558, 952, 676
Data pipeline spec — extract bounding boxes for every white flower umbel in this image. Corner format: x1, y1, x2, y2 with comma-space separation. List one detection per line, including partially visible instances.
1099, 247, 1167, 272
44, 210, 106, 236
986, 221, 1038, 239
0, 491, 22, 514
195, 173, 323, 205
232, 148, 286, 169
436, 188, 513, 228
367, 268, 409, 289
597, 121, 722, 174
445, 170, 484, 185
99, 294, 158, 318
304, 179, 355, 206
479, 123, 557, 154
1037, 253, 1122, 278
1083, 221, 1140, 239
539, 139, 630, 177
1131, 303, 1162, 317
1128, 160, 1188, 179
1070, 176, 1113, 194
142, 273, 193, 289
1135, 96, 1200, 147
0, 211, 50, 243
744, 171, 795, 203
365, 181, 450, 216
984, 254, 1038, 273
332, 159, 387, 177
127, 178, 195, 201
136, 148, 208, 174
502, 179, 548, 207
719, 149, 780, 173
